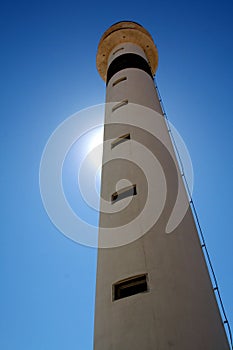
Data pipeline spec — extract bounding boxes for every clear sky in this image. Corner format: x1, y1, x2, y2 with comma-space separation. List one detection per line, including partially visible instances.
1, 0, 233, 348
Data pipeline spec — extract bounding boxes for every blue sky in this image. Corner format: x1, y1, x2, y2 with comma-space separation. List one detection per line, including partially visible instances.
1, 0, 233, 348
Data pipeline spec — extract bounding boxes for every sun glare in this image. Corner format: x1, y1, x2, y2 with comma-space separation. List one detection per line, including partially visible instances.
86, 126, 104, 169
87, 127, 103, 151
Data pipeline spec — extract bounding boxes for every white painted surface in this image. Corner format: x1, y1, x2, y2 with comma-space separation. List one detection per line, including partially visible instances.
108, 42, 148, 66
94, 24, 230, 350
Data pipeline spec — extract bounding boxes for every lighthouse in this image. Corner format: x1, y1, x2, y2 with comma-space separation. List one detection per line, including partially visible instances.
94, 21, 230, 349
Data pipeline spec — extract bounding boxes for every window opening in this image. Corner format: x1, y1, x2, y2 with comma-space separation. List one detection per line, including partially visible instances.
113, 274, 148, 301
112, 99, 128, 112
113, 47, 124, 55
111, 184, 137, 204
111, 133, 130, 149
112, 76, 127, 87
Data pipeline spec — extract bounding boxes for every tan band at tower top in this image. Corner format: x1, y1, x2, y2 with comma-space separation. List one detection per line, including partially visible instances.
96, 21, 159, 81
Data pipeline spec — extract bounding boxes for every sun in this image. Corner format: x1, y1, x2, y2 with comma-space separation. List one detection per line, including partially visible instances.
86, 126, 104, 169
87, 126, 104, 152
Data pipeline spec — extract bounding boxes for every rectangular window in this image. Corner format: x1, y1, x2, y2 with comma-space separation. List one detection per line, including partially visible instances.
112, 99, 128, 112
111, 133, 130, 149
111, 184, 137, 204
112, 47, 124, 55
113, 274, 148, 301
112, 76, 127, 87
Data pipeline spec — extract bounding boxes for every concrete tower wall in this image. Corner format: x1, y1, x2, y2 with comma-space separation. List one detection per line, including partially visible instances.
108, 43, 148, 64
94, 22, 230, 350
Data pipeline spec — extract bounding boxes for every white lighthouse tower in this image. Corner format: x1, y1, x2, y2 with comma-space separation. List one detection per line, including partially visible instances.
94, 21, 230, 350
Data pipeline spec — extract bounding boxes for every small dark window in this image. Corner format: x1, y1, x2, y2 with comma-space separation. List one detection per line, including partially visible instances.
111, 133, 130, 149
111, 184, 137, 204
107, 53, 153, 85
112, 76, 127, 87
112, 99, 128, 112
113, 47, 124, 55
113, 274, 148, 301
